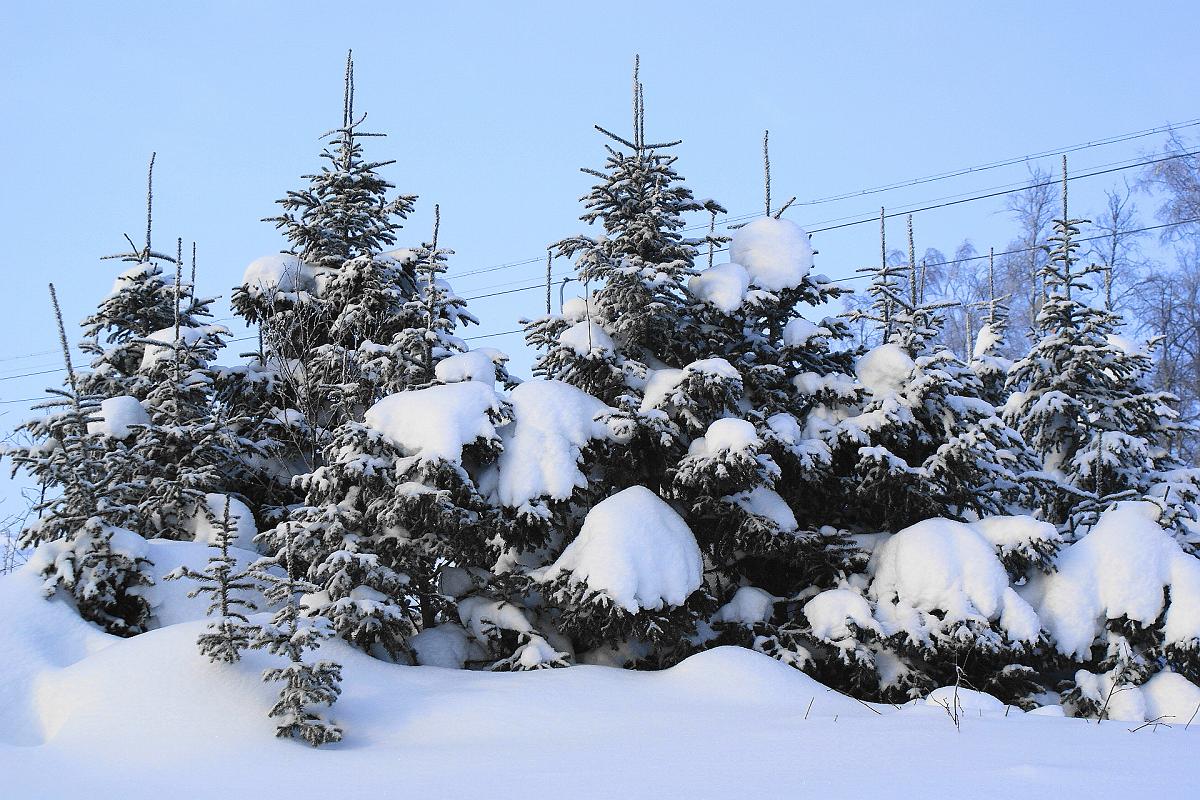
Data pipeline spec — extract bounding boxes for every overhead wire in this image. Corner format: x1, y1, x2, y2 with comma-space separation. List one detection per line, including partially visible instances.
445, 118, 1200, 281
2, 129, 1198, 395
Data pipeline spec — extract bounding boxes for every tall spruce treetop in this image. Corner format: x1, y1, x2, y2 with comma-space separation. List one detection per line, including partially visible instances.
1005, 157, 1183, 524
969, 248, 1014, 408
268, 51, 416, 272
81, 155, 209, 400
528, 56, 721, 399
230, 53, 423, 489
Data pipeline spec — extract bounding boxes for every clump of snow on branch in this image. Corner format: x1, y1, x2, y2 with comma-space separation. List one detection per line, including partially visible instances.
487, 379, 611, 508
138, 325, 227, 370
1026, 502, 1200, 658
729, 217, 814, 292
688, 263, 750, 313
869, 518, 1041, 645
804, 588, 881, 641
713, 586, 776, 625
364, 381, 505, 465
240, 253, 313, 297
855, 343, 915, 396
86, 395, 149, 438
537, 486, 702, 614
558, 320, 615, 356
782, 317, 828, 348
435, 350, 497, 385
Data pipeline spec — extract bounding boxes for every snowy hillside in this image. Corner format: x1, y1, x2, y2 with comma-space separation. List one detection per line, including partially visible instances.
1, 549, 1197, 800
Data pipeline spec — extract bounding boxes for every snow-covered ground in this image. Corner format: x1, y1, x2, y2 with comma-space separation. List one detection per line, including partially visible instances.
0, 541, 1196, 799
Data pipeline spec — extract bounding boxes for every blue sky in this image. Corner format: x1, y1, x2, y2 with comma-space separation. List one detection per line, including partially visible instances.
2, 1, 1199, 512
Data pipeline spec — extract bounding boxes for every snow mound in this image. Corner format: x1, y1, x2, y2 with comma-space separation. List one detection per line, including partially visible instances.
870, 518, 1041, 644
926, 687, 1007, 715
182, 493, 259, 552
1074, 670, 1147, 722
713, 586, 776, 625
1141, 671, 1200, 723
241, 253, 311, 296
658, 646, 867, 713
0, 566, 115, 746
365, 381, 504, 465
1027, 502, 1200, 658
1, 565, 1199, 797
558, 320, 615, 356
489, 380, 611, 507
855, 343, 915, 395
86, 395, 148, 438
729, 217, 814, 292
410, 624, 472, 669
538, 486, 702, 613
688, 263, 750, 313
435, 350, 497, 385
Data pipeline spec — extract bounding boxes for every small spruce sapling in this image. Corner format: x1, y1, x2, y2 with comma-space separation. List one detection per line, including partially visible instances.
164, 495, 258, 662
252, 522, 344, 747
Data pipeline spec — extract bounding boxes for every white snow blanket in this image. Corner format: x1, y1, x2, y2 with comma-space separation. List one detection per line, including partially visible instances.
2, 535, 1199, 799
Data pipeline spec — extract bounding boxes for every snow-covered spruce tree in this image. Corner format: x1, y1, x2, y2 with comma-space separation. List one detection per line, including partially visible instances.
531, 485, 712, 668
829, 216, 1046, 532
261, 417, 418, 661
464, 379, 648, 669
1023, 501, 1200, 718
364, 378, 538, 666
673, 138, 865, 601
524, 57, 720, 407
251, 522, 343, 747
799, 516, 1054, 706
78, 155, 209, 401
231, 51, 418, 484
6, 286, 152, 635
1005, 159, 1185, 527
968, 248, 1015, 409
68, 161, 254, 540
125, 245, 251, 541
259, 210, 492, 663
365, 205, 479, 397
164, 496, 258, 662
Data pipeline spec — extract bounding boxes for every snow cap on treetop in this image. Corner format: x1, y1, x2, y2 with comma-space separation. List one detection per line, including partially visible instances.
729, 217, 814, 292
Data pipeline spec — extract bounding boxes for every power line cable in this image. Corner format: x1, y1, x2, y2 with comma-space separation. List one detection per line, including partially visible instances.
445, 119, 1200, 281
2, 145, 1196, 375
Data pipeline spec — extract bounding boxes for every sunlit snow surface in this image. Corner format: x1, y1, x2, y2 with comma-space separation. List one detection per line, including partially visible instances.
1, 541, 1198, 799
